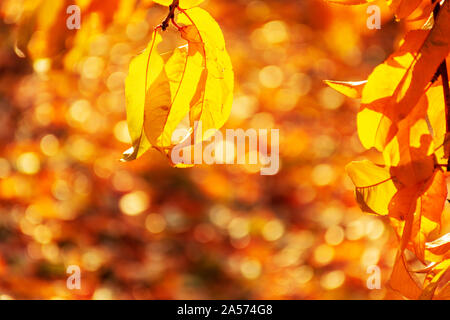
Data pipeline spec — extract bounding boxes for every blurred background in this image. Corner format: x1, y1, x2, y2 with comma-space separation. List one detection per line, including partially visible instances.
0, 0, 436, 299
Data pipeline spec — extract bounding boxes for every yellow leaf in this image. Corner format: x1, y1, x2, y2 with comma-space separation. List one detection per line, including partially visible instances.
420, 259, 450, 299
382, 89, 435, 186
411, 170, 447, 262
177, 7, 234, 144
358, 1, 450, 150
324, 80, 366, 99
122, 30, 164, 161
123, 7, 234, 167
426, 81, 450, 164
346, 160, 398, 216
387, 170, 446, 262
156, 45, 203, 150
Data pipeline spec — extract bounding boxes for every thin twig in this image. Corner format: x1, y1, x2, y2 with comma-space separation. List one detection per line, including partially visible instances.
160, 0, 180, 31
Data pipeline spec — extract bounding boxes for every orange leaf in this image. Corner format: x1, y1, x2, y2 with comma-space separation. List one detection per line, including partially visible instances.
357, 1, 450, 151
389, 253, 422, 300
426, 233, 450, 256
324, 80, 366, 99
389, 0, 423, 19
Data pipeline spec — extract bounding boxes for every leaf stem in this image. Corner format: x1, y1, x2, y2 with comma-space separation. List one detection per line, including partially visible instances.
160, 0, 180, 31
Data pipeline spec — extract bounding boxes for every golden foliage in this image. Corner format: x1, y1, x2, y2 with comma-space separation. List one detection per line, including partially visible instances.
327, 0, 450, 299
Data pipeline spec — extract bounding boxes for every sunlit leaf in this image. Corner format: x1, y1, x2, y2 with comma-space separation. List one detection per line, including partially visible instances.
177, 7, 234, 144
382, 90, 435, 186
358, 1, 450, 150
389, 253, 422, 300
411, 170, 447, 262
426, 233, 450, 256
346, 160, 398, 216
123, 7, 234, 166
324, 80, 366, 99
388, 0, 423, 19
122, 30, 164, 161
420, 259, 450, 299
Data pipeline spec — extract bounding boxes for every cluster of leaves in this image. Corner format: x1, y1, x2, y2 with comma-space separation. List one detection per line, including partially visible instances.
123, 0, 234, 165
1, 0, 442, 300
326, 0, 450, 299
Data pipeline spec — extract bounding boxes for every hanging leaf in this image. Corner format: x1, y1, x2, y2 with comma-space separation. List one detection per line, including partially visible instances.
176, 7, 234, 145
346, 160, 398, 215
122, 30, 164, 161
323, 80, 366, 99
382, 88, 435, 186
122, 6, 234, 166
358, 1, 450, 151
420, 259, 450, 299
411, 170, 447, 262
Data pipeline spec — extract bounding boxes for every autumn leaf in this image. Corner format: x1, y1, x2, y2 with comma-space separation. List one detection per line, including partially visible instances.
389, 252, 422, 300
346, 160, 398, 216
122, 30, 163, 161
435, 281, 450, 299
425, 80, 450, 164
348, 162, 446, 263
358, 0, 450, 151
426, 233, 450, 256
410, 170, 447, 262
388, 0, 423, 19
420, 259, 450, 299
382, 88, 435, 186
176, 7, 234, 145
122, 6, 234, 165
323, 80, 366, 99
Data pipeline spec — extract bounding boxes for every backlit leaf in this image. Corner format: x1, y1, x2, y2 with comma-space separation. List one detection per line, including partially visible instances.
123, 30, 164, 161
426, 233, 450, 256
420, 259, 450, 299
358, 1, 450, 150
122, 7, 233, 166
388, 0, 423, 19
382, 89, 435, 186
346, 160, 398, 216
324, 80, 366, 99
177, 7, 234, 144
389, 253, 422, 300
